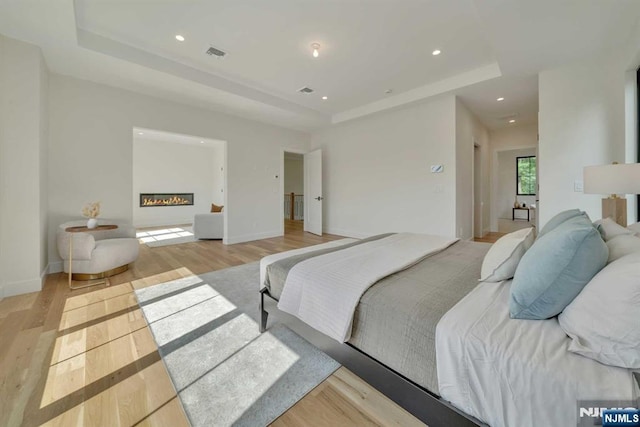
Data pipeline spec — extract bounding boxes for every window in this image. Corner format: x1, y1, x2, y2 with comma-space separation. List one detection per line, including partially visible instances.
517, 156, 536, 195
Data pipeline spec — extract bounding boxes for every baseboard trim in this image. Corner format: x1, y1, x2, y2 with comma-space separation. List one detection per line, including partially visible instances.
49, 261, 63, 274
224, 230, 282, 245
0, 276, 43, 298
323, 227, 371, 239
41, 263, 50, 286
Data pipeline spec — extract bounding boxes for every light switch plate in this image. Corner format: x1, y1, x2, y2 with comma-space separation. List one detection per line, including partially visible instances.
574, 180, 584, 192
431, 164, 444, 173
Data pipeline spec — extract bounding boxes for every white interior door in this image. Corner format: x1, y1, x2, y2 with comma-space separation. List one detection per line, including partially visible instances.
304, 149, 323, 235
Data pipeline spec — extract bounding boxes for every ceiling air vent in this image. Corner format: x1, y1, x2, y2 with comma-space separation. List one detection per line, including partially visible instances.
205, 46, 227, 58
298, 86, 314, 94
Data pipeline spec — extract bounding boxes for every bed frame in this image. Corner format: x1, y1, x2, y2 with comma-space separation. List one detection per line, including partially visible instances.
259, 288, 485, 427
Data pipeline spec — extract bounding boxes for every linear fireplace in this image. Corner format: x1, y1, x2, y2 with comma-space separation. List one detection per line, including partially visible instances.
140, 193, 194, 207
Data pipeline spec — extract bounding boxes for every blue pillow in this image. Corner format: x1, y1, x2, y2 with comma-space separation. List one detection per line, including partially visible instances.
538, 209, 588, 237
510, 216, 608, 320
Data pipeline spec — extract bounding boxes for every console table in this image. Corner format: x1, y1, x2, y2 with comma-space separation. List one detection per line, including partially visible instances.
512, 207, 530, 221
65, 224, 118, 290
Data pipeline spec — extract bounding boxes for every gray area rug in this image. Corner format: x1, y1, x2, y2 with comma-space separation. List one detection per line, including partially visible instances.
134, 262, 339, 427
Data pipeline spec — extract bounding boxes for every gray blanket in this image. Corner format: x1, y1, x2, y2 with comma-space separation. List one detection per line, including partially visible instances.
264, 233, 394, 299
349, 240, 490, 393
265, 238, 490, 394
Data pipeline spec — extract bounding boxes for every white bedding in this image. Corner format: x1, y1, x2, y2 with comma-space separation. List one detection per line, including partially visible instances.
278, 233, 458, 342
259, 238, 356, 288
436, 280, 639, 427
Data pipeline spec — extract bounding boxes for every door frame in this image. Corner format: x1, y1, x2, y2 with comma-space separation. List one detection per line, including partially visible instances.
490, 144, 538, 232
280, 147, 307, 236
472, 142, 482, 239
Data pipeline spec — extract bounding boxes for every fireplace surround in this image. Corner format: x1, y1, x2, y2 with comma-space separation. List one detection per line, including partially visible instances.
140, 193, 194, 207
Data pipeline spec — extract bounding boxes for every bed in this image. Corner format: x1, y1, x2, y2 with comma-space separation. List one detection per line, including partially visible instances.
259, 233, 639, 427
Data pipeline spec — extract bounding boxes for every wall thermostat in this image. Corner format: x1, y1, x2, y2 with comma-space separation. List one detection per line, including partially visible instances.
431, 165, 444, 173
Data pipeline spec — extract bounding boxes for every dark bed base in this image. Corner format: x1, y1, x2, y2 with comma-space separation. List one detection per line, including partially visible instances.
259, 288, 484, 427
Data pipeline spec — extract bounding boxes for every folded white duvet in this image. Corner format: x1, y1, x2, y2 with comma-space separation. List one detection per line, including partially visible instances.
259, 238, 356, 288
277, 233, 458, 342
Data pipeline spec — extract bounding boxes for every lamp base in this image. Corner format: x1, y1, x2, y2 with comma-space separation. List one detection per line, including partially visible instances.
602, 197, 627, 226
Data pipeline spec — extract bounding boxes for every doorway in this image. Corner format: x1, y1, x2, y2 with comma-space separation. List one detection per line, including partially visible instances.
283, 151, 304, 234
132, 127, 228, 242
494, 148, 537, 233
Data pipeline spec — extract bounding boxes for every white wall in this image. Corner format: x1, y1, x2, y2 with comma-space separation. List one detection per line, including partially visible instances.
496, 148, 537, 219
132, 138, 222, 227
48, 74, 309, 270
39, 44, 49, 281
0, 35, 48, 297
488, 124, 538, 231
211, 143, 225, 206
624, 69, 639, 223
284, 156, 304, 194
538, 52, 627, 227
310, 95, 457, 238
455, 98, 490, 239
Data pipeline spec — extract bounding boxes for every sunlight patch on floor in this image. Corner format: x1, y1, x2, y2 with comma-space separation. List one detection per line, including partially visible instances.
137, 227, 193, 243
42, 328, 157, 407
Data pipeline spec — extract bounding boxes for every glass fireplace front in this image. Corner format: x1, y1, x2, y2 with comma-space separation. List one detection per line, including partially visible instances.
140, 193, 194, 207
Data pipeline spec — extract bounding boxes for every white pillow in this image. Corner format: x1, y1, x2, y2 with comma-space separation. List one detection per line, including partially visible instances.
606, 234, 640, 263
594, 217, 636, 241
559, 251, 640, 368
628, 221, 640, 235
480, 228, 534, 282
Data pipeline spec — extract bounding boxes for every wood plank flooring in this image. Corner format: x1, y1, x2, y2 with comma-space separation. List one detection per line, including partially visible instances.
0, 221, 426, 427
473, 232, 504, 244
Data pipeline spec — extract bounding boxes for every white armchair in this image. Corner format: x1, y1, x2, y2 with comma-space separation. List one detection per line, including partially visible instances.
57, 219, 139, 279
193, 213, 224, 239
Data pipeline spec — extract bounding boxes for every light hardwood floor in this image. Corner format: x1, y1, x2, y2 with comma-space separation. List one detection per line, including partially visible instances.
473, 232, 504, 244
0, 221, 424, 427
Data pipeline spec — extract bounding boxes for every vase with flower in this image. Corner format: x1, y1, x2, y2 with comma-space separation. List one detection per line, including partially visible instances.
82, 201, 101, 229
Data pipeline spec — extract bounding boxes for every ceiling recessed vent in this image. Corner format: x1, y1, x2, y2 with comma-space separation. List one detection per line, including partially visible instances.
205, 46, 227, 58
298, 86, 314, 94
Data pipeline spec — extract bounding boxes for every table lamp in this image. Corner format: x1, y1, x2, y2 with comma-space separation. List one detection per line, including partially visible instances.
583, 162, 640, 226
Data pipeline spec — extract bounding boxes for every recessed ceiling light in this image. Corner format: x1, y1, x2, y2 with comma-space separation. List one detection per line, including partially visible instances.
322, 96, 328, 100
385, 89, 393, 94
497, 97, 504, 101
175, 35, 185, 42
432, 49, 441, 56
311, 43, 320, 58
509, 119, 516, 123
138, 132, 144, 135
200, 141, 204, 143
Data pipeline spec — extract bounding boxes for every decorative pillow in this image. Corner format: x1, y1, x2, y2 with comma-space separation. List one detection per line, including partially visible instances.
628, 221, 640, 234
559, 251, 640, 368
211, 203, 224, 213
594, 217, 636, 241
480, 228, 535, 282
538, 209, 587, 237
606, 234, 640, 263
509, 215, 608, 320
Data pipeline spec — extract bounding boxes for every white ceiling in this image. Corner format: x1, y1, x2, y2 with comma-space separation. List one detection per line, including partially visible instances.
76, 0, 496, 114
1, 0, 640, 131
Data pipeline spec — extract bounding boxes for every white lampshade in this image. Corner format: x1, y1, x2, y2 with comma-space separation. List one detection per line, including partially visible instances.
583, 163, 640, 195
